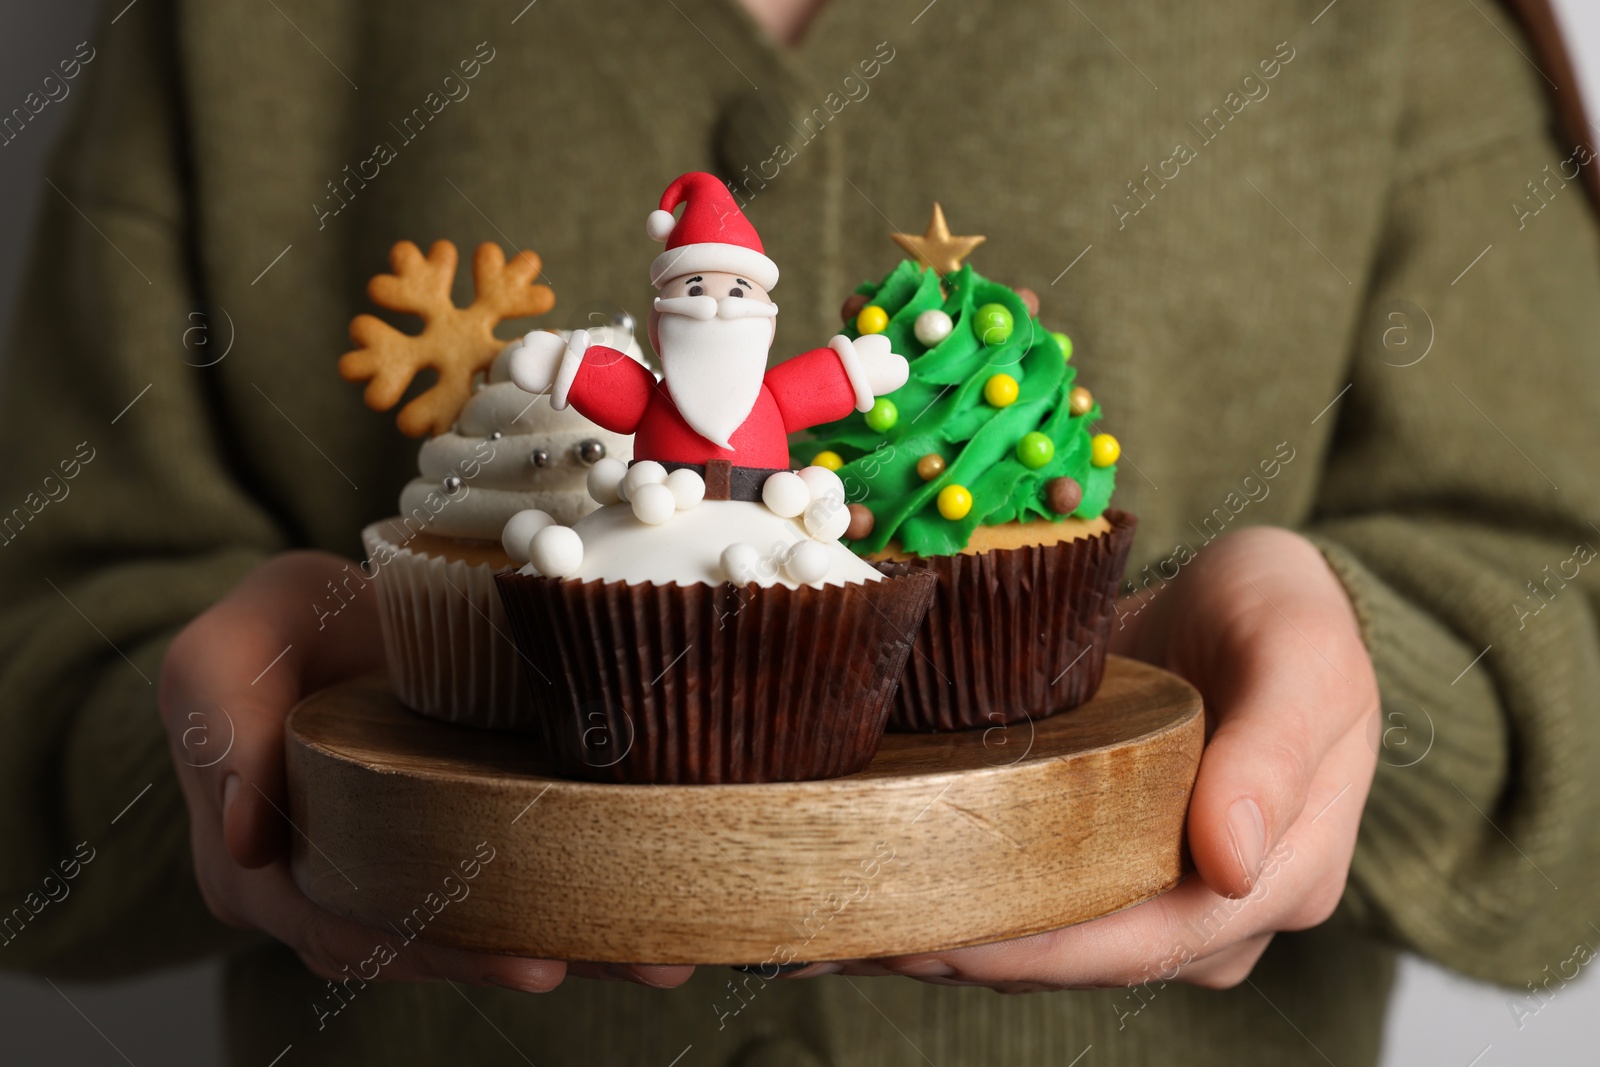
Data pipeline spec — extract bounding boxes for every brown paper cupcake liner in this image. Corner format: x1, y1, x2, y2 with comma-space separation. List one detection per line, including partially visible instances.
362, 522, 536, 732
494, 566, 938, 784
884, 509, 1138, 732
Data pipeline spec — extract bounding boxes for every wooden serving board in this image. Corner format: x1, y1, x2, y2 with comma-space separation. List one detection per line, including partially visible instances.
286, 656, 1203, 965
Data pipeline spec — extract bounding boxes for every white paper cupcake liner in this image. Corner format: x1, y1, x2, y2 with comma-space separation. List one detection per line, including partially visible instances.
361, 521, 532, 730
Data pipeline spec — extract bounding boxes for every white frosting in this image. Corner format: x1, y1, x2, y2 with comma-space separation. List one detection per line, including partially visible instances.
535, 500, 883, 589
402, 324, 648, 538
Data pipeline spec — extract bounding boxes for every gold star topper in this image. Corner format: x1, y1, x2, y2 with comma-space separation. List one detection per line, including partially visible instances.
890, 203, 986, 276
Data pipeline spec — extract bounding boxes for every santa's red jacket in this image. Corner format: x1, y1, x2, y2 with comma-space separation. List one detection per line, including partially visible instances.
557, 344, 859, 468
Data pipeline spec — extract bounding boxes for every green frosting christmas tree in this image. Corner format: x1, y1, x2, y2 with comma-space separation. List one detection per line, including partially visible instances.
794, 214, 1118, 558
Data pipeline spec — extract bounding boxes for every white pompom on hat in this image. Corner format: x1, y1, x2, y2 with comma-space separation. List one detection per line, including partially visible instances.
645, 172, 780, 291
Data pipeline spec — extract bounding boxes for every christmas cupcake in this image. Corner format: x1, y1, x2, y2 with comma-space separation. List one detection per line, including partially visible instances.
495, 173, 937, 783
340, 238, 645, 729
794, 207, 1136, 732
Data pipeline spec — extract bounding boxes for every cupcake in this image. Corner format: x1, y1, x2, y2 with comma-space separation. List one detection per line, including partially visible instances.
495, 470, 936, 784
793, 207, 1136, 731
339, 238, 646, 728
493, 172, 938, 783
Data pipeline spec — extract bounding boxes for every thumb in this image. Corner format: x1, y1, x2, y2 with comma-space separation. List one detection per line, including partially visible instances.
161, 552, 382, 869
1181, 611, 1361, 899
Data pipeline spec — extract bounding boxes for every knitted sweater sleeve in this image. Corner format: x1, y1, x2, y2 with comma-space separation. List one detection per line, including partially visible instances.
1306, 0, 1600, 985
0, 1, 271, 976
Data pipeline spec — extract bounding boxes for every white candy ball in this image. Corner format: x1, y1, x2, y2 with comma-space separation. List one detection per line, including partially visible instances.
501, 509, 555, 563
804, 497, 851, 542
721, 543, 763, 585
762, 471, 810, 518
796, 465, 845, 507
630, 482, 676, 525
665, 467, 705, 510
783, 540, 830, 585
621, 460, 668, 503
529, 525, 583, 578
586, 457, 628, 506
914, 308, 954, 347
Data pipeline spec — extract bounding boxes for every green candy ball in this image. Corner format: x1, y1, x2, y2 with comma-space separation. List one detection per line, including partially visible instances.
972, 303, 1014, 346
1016, 431, 1055, 469
865, 397, 899, 433
1051, 331, 1074, 360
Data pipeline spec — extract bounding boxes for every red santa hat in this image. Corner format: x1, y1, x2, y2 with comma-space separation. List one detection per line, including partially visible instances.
646, 172, 780, 291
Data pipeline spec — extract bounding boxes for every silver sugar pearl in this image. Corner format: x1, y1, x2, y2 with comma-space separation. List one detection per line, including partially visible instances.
576, 438, 606, 465
488, 430, 503, 441
441, 475, 463, 495
529, 448, 550, 468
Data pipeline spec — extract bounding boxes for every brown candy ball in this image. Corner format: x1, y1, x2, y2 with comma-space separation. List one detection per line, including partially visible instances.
841, 293, 869, 325
916, 453, 946, 481
845, 503, 876, 540
1068, 386, 1094, 417
1015, 287, 1040, 317
1046, 476, 1084, 515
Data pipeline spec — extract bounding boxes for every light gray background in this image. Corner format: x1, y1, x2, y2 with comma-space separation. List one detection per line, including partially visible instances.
0, 2, 1596, 1065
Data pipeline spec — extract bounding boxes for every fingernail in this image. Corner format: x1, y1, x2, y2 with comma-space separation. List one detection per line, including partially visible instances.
222, 774, 240, 819
1227, 798, 1266, 888
605, 963, 672, 987
892, 958, 954, 978
734, 962, 811, 976
483, 974, 546, 993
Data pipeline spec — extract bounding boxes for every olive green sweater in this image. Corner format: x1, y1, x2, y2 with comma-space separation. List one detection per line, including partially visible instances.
4, 0, 1599, 1064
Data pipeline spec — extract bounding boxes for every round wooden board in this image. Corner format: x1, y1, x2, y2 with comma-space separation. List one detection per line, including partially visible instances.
286, 656, 1203, 966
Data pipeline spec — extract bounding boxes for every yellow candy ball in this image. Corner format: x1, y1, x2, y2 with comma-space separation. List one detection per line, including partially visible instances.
937, 484, 973, 520
856, 305, 889, 335
812, 450, 844, 471
984, 373, 1019, 408
1091, 433, 1121, 467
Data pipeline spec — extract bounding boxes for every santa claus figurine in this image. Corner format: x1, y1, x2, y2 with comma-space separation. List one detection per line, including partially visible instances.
510, 172, 908, 502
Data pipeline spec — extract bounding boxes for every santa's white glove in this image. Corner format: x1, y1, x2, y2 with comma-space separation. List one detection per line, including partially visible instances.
508, 330, 567, 394
829, 333, 910, 412
854, 333, 910, 393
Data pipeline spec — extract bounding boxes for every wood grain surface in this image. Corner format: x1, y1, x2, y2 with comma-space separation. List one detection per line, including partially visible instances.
286, 655, 1203, 965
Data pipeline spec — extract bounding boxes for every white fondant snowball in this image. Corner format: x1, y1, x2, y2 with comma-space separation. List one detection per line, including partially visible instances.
803, 497, 851, 542
622, 461, 668, 503
762, 471, 810, 518
587, 457, 628, 505
569, 500, 883, 588
530, 525, 583, 578
796, 465, 845, 506
721, 543, 762, 585
501, 509, 555, 563
914, 308, 954, 346
783, 540, 829, 584
665, 467, 706, 510
630, 482, 677, 525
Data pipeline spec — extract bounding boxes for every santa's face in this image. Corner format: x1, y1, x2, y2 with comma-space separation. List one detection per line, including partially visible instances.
650, 271, 779, 451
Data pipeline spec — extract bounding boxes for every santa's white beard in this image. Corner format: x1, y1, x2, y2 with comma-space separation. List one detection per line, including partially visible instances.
656, 305, 776, 450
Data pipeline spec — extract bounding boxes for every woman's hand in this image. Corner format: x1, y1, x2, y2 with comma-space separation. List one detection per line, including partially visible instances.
158, 550, 693, 991
837, 526, 1380, 992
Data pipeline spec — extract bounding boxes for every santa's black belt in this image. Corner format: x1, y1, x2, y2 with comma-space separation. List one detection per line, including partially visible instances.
646, 459, 788, 502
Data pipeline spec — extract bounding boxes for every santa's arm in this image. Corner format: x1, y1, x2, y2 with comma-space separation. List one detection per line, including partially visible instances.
510, 329, 654, 434
768, 334, 909, 432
